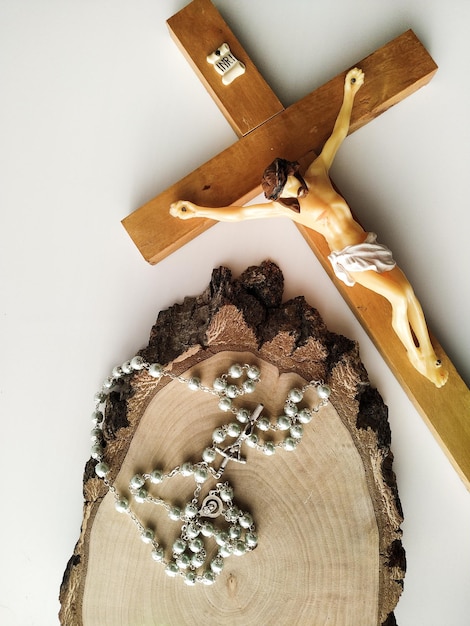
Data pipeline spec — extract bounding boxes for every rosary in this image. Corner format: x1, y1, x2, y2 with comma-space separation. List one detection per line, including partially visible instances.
90, 355, 331, 586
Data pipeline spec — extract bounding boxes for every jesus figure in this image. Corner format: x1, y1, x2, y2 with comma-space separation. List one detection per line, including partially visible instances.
170, 68, 447, 388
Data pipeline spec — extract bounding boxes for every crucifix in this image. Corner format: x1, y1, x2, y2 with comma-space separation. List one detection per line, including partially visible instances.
121, 0, 470, 488
214, 404, 264, 472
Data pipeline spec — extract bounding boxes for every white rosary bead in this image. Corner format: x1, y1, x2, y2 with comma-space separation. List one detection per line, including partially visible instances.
210, 557, 225, 573
298, 408, 313, 424
134, 488, 148, 503
228, 363, 243, 378
91, 444, 104, 460
219, 485, 234, 501
246, 365, 260, 380
180, 462, 194, 477
242, 380, 256, 393
215, 531, 230, 547
202, 447, 217, 463
257, 417, 270, 431
229, 525, 242, 539
202, 571, 216, 585
318, 384, 331, 400
201, 522, 215, 537
112, 365, 123, 378
194, 467, 208, 483
276, 415, 291, 430
172, 539, 187, 555
216, 534, 230, 549
176, 554, 191, 569
226, 506, 240, 522
263, 442, 275, 456
219, 544, 233, 557
288, 388, 303, 403
187, 377, 201, 391
94, 462, 109, 478
94, 391, 107, 404
184, 504, 198, 518
189, 537, 204, 553
149, 469, 164, 484
218, 397, 232, 411
284, 402, 297, 417
129, 474, 145, 490
184, 571, 197, 586
191, 553, 205, 568
290, 424, 304, 439
226, 384, 239, 399
168, 506, 181, 521
236, 408, 250, 423
141, 529, 155, 544
284, 437, 298, 451
121, 361, 133, 374
227, 422, 241, 437
91, 410, 104, 426
115, 497, 129, 513
165, 562, 179, 577
212, 427, 226, 444
185, 524, 200, 539
90, 428, 102, 443
245, 532, 258, 547
213, 377, 227, 392
130, 356, 145, 370
239, 513, 253, 529
148, 363, 164, 378
232, 541, 247, 556
246, 433, 258, 448
151, 547, 164, 562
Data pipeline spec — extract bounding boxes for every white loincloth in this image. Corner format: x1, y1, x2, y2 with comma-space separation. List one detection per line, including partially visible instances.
328, 232, 396, 287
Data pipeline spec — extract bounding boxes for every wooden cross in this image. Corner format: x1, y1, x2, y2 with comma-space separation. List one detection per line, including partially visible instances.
121, 0, 470, 489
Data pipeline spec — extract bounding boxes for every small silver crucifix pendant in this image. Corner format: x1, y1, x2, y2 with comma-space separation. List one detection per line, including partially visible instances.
215, 404, 264, 472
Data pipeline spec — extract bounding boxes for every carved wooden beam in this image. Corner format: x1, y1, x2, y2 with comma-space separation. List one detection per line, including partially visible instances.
120, 1, 470, 489
122, 27, 437, 266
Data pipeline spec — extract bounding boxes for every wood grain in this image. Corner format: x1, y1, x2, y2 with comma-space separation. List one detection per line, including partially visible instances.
59, 262, 405, 626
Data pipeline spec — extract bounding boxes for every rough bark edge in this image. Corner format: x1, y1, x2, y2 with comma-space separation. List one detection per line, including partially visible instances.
59, 260, 405, 625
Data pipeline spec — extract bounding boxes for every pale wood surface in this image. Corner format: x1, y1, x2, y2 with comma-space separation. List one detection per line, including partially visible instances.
83, 356, 380, 625
60, 262, 405, 625
121, 29, 437, 266
167, 0, 284, 137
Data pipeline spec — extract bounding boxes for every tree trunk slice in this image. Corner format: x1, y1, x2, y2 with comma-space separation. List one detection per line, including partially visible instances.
60, 261, 405, 626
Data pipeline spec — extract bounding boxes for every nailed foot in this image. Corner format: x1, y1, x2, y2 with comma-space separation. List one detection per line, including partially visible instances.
408, 350, 448, 388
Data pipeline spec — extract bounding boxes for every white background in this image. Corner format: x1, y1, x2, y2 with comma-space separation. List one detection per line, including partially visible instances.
1, 1, 469, 625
